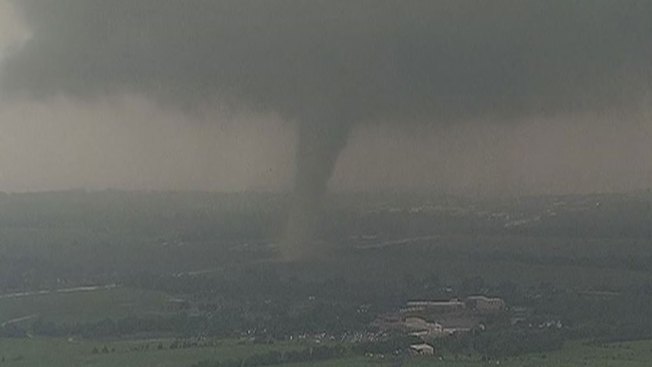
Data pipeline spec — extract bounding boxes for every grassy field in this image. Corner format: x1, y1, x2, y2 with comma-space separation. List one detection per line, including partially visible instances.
0, 337, 306, 367
0, 287, 170, 325
403, 340, 652, 367
1, 338, 652, 367
501, 339, 652, 367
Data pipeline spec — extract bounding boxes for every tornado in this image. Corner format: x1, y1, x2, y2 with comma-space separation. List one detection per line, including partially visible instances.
283, 115, 352, 259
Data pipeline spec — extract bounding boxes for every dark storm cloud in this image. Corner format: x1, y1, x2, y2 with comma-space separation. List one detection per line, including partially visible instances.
3, 0, 651, 119
2, 0, 651, 257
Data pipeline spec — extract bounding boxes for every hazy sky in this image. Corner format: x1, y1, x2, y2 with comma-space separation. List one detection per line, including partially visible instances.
0, 0, 651, 195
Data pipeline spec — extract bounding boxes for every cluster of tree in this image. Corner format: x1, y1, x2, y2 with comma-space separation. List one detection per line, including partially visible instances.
165, 338, 223, 350
531, 289, 652, 341
352, 335, 421, 355
124, 270, 397, 308
479, 250, 652, 275
574, 322, 652, 344
0, 191, 286, 290
0, 355, 24, 363
89, 339, 219, 355
29, 299, 371, 340
190, 345, 347, 367
91, 346, 115, 354
507, 195, 652, 239
32, 316, 205, 338
471, 329, 565, 358
0, 324, 26, 338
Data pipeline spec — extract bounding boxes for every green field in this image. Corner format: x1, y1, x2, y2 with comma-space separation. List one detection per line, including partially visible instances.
0, 337, 306, 367
0, 287, 170, 325
1, 338, 652, 367
299, 339, 652, 366
405, 340, 652, 367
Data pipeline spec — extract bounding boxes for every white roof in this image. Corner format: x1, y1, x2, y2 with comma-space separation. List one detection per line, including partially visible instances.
410, 343, 434, 351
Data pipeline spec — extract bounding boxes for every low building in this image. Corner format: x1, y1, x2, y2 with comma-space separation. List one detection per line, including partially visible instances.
403, 317, 445, 338
437, 315, 484, 336
404, 317, 443, 332
408, 330, 430, 338
409, 343, 434, 355
465, 296, 505, 313
403, 299, 465, 313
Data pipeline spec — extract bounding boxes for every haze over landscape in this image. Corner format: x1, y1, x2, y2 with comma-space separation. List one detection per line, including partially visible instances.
1, 2, 652, 366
